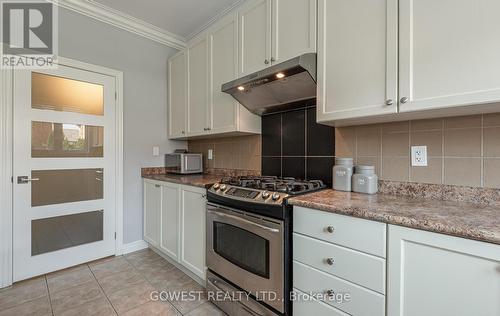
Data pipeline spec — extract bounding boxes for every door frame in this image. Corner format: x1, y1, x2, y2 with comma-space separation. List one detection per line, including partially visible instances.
0, 56, 124, 288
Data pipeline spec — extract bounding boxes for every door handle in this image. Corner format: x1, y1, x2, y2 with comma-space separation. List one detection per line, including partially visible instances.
208, 209, 279, 233
17, 176, 40, 184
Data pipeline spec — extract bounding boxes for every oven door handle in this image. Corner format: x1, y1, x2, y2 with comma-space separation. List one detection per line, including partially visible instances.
208, 210, 280, 233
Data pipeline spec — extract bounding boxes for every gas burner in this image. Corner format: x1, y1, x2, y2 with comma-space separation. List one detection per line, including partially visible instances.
219, 176, 325, 196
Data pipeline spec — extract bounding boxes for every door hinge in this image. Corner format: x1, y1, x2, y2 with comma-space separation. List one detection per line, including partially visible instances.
114, 232, 117, 240
115, 92, 117, 100
11, 176, 13, 183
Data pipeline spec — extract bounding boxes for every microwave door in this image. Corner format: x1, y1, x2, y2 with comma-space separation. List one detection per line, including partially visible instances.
184, 155, 202, 172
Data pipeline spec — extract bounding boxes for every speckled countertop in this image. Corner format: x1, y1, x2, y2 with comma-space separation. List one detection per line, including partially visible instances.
288, 189, 500, 245
142, 173, 221, 189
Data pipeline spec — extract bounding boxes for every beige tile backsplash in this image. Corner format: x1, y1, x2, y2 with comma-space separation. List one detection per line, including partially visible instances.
335, 113, 500, 188
188, 135, 261, 172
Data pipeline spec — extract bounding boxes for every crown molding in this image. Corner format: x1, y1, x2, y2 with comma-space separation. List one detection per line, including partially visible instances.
50, 0, 187, 50
185, 0, 245, 41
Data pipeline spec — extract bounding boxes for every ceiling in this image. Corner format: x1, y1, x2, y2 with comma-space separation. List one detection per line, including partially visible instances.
94, 0, 242, 39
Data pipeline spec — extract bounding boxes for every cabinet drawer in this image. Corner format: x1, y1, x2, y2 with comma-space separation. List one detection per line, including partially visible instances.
293, 261, 385, 316
293, 206, 386, 257
293, 288, 349, 316
294, 233, 385, 294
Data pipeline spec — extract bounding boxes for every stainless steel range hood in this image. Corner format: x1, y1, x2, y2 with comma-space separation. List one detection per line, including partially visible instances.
221, 53, 316, 115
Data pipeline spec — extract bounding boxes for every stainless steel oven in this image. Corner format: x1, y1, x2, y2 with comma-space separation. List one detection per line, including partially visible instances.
206, 203, 284, 314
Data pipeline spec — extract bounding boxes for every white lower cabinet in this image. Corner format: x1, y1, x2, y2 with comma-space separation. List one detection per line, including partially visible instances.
293, 207, 386, 316
143, 179, 207, 280
387, 225, 500, 316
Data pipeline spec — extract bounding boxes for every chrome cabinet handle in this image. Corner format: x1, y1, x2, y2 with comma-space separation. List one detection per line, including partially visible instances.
270, 57, 276, 62
155, 184, 161, 188
264, 59, 269, 65
326, 289, 335, 297
385, 99, 394, 106
181, 130, 185, 134
17, 176, 40, 184
326, 226, 335, 233
400, 97, 409, 104
326, 258, 335, 265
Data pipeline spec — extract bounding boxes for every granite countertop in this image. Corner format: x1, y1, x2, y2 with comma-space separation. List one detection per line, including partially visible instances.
142, 173, 221, 189
288, 189, 500, 245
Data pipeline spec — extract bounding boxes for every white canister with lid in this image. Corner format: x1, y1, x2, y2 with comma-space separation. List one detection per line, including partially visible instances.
332, 158, 354, 191
352, 165, 378, 194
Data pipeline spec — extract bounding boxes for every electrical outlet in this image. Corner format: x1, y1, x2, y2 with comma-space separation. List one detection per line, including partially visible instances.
152, 146, 160, 157
208, 149, 213, 160
411, 146, 428, 166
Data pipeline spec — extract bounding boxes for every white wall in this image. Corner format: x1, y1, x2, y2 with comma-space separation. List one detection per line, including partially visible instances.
58, 8, 187, 243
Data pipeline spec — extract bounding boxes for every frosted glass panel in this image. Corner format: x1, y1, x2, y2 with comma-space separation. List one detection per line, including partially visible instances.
32, 121, 103, 157
31, 210, 103, 256
31, 72, 104, 115
31, 168, 103, 206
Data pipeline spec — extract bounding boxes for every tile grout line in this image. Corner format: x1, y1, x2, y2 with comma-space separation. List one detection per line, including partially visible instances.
87, 263, 120, 316
44, 275, 55, 316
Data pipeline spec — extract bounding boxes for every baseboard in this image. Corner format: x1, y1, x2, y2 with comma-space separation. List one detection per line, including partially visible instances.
120, 240, 148, 255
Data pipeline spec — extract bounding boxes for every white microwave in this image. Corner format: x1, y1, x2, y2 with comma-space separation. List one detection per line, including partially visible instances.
165, 152, 203, 174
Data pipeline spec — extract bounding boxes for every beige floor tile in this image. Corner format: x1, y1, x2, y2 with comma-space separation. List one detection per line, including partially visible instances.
0, 277, 48, 310
125, 250, 163, 267
185, 302, 225, 316
50, 280, 104, 315
57, 297, 116, 316
106, 280, 155, 314
47, 265, 95, 294
151, 269, 193, 290
98, 268, 145, 295
167, 280, 207, 314
134, 258, 175, 275
120, 301, 180, 316
0, 296, 51, 316
89, 257, 133, 280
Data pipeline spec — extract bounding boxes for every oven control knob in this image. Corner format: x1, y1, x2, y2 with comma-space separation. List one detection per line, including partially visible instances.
271, 193, 280, 201
213, 183, 220, 190
220, 184, 227, 191
262, 191, 270, 199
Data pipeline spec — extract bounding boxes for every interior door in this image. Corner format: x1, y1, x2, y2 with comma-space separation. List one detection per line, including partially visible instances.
13, 64, 117, 282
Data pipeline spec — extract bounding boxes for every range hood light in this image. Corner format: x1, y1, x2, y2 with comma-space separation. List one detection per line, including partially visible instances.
276, 72, 285, 79
237, 86, 245, 91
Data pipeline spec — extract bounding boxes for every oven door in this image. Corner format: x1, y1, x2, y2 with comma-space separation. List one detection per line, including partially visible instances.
206, 203, 284, 313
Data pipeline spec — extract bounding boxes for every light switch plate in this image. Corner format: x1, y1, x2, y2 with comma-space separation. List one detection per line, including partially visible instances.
411, 146, 428, 166
208, 149, 213, 160
152, 146, 160, 157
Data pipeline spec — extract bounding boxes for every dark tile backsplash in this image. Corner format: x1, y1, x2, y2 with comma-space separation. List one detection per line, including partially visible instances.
261, 105, 335, 185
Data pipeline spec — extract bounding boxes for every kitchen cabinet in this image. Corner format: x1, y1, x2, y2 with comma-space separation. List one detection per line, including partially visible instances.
317, 0, 500, 126
168, 50, 187, 138
398, 0, 500, 113
293, 207, 386, 316
316, 0, 398, 123
159, 181, 179, 260
143, 179, 207, 280
179, 186, 206, 280
143, 180, 161, 247
238, 0, 317, 77
387, 225, 500, 316
187, 36, 209, 135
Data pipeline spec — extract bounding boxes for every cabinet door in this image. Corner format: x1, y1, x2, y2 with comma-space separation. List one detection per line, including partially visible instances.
399, 0, 500, 113
238, 0, 272, 76
180, 186, 206, 280
188, 37, 209, 135
271, 0, 316, 64
387, 225, 500, 316
168, 51, 187, 138
159, 183, 179, 260
143, 180, 161, 247
209, 14, 238, 133
316, 0, 398, 123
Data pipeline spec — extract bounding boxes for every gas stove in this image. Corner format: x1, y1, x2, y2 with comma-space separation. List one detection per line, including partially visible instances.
209, 175, 325, 205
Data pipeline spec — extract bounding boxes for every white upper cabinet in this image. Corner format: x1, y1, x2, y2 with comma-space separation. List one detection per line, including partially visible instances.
387, 225, 500, 316
398, 0, 500, 113
238, 0, 272, 76
271, 0, 317, 64
168, 51, 187, 138
209, 13, 239, 133
187, 36, 209, 135
316, 0, 398, 123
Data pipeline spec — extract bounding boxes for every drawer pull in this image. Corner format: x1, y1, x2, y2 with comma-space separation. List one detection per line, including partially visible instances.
326, 289, 335, 297
325, 258, 335, 265
326, 226, 335, 233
